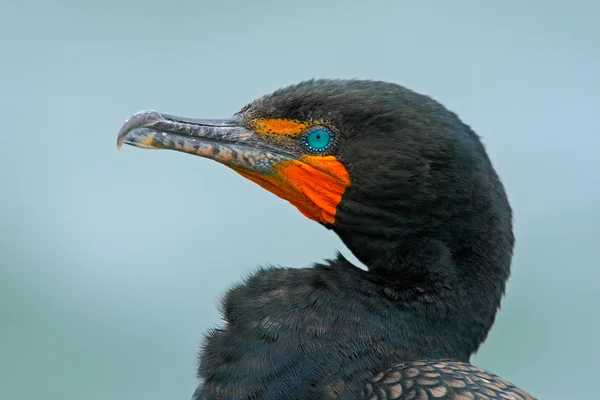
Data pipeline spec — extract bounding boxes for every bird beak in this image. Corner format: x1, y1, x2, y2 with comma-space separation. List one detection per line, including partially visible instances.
117, 110, 292, 172
117, 110, 351, 225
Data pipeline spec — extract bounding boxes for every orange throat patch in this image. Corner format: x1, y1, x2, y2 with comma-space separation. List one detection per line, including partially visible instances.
232, 155, 351, 224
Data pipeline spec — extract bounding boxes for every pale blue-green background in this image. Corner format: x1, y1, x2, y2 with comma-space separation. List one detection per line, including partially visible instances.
1, 1, 598, 399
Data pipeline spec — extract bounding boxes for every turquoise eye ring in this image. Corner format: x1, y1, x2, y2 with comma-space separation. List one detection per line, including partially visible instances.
302, 127, 334, 154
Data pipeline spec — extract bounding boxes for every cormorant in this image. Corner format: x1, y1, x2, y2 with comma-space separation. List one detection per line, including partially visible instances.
117, 79, 535, 400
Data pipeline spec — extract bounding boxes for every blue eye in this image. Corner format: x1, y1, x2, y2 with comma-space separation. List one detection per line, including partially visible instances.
303, 127, 333, 153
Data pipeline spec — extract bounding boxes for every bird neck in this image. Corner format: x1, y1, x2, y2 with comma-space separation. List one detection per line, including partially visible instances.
333, 156, 514, 357
198, 187, 513, 397
367, 231, 510, 358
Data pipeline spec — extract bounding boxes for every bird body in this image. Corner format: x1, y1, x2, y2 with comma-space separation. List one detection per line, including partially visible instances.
118, 80, 535, 399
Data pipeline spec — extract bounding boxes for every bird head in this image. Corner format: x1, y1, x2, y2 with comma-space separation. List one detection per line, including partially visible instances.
118, 79, 513, 272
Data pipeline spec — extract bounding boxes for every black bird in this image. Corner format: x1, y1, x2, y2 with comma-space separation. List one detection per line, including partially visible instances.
117, 79, 534, 400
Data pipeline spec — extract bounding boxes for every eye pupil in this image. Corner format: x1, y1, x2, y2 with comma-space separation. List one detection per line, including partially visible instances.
303, 128, 333, 154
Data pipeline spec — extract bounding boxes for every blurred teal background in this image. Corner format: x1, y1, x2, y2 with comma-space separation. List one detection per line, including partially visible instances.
1, 1, 598, 399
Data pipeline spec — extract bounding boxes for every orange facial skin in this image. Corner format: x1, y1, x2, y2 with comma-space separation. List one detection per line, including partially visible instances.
250, 118, 315, 136
233, 155, 350, 224
235, 118, 351, 224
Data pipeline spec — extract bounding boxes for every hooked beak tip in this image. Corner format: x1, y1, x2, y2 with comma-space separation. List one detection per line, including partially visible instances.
116, 110, 160, 150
